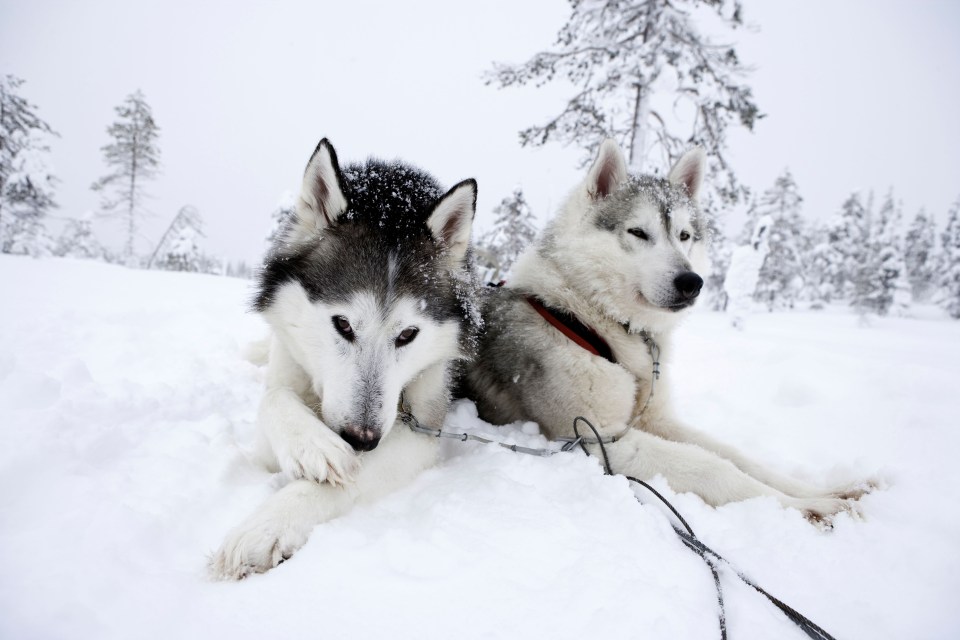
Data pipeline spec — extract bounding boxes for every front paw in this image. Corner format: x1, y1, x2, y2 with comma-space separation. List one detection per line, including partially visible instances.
791, 496, 864, 529
208, 516, 309, 581
275, 428, 359, 486
830, 476, 885, 501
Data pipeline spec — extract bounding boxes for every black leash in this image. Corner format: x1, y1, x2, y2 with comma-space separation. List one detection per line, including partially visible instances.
571, 416, 837, 640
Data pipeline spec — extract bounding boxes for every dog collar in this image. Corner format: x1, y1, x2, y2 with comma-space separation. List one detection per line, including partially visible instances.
525, 296, 616, 364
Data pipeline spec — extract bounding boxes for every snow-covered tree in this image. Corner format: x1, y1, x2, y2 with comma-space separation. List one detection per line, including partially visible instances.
802, 221, 836, 309
225, 260, 254, 279
56, 213, 104, 259
753, 169, 805, 310
736, 196, 761, 246
150, 205, 216, 273
861, 191, 911, 316
486, 0, 760, 213
939, 197, 960, 319
0, 143, 57, 256
830, 191, 871, 308
0, 75, 58, 256
264, 190, 296, 256
91, 90, 160, 265
478, 187, 538, 280
725, 214, 771, 328
903, 208, 938, 301
703, 217, 730, 311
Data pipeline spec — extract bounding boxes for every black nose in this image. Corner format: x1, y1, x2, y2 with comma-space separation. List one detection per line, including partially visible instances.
341, 425, 380, 452
673, 271, 703, 300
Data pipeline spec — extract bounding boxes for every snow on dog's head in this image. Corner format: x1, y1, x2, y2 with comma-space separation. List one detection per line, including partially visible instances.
254, 139, 479, 451
541, 140, 709, 327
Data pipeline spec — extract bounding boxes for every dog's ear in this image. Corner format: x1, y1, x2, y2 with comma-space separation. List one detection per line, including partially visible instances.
427, 179, 477, 265
585, 139, 628, 200
290, 138, 349, 243
668, 147, 705, 201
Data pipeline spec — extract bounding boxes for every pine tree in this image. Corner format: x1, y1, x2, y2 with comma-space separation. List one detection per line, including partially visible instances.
703, 219, 731, 311
736, 196, 761, 246
56, 213, 104, 259
830, 192, 871, 309
478, 187, 538, 279
939, 197, 960, 319
802, 221, 836, 309
485, 0, 760, 213
91, 90, 161, 265
149, 205, 212, 272
264, 190, 296, 256
903, 208, 937, 301
753, 170, 805, 310
0, 75, 58, 256
863, 191, 911, 316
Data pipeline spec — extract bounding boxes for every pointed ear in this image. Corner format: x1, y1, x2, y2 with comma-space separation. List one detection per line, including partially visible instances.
668, 147, 705, 201
585, 139, 628, 200
290, 138, 348, 243
427, 179, 477, 265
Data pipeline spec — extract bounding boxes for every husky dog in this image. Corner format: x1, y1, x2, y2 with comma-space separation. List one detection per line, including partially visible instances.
210, 139, 479, 579
463, 140, 871, 523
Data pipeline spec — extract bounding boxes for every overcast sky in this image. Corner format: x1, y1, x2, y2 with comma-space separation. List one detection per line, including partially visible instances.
2, 0, 958, 264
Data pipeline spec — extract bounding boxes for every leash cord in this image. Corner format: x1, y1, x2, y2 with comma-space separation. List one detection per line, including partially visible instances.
572, 416, 837, 640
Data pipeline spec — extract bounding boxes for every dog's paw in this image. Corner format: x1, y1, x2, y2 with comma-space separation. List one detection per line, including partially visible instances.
829, 476, 885, 501
208, 517, 310, 581
275, 428, 359, 486
792, 496, 864, 529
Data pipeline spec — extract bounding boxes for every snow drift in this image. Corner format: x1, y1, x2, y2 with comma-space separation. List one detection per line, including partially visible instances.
1, 255, 958, 639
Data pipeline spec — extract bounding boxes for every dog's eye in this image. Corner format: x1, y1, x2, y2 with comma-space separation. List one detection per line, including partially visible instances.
332, 315, 354, 341
395, 327, 419, 347
627, 228, 649, 241
679, 230, 691, 241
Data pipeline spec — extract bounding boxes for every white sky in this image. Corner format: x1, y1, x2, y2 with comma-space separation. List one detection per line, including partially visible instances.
2, 0, 958, 264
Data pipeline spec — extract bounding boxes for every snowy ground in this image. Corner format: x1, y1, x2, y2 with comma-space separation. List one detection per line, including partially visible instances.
1, 255, 958, 640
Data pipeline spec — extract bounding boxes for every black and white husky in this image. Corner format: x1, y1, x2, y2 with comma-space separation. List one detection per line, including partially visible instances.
210, 139, 480, 579
463, 140, 873, 523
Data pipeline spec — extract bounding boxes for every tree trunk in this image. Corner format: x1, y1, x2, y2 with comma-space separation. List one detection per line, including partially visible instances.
627, 82, 649, 172
127, 134, 138, 266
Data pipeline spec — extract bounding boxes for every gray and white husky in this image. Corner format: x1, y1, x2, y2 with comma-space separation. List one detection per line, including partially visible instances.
463, 140, 873, 523
210, 139, 480, 579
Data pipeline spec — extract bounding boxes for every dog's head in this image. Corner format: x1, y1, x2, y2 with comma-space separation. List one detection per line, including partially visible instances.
544, 140, 709, 326
256, 139, 477, 451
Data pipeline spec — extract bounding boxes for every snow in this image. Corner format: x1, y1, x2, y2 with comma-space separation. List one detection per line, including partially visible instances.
1, 255, 959, 639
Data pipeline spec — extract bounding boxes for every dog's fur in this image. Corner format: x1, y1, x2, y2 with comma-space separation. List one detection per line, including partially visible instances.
463, 140, 872, 522
210, 139, 480, 579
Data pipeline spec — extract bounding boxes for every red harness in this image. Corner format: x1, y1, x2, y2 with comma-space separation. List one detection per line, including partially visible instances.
525, 296, 617, 364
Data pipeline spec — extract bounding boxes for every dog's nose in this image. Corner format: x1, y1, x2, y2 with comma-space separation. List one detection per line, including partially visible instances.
673, 271, 703, 300
341, 425, 381, 452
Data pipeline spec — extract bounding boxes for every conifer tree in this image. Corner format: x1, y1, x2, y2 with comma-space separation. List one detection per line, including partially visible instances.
904, 208, 937, 301
56, 213, 104, 260
479, 187, 538, 279
486, 0, 760, 213
864, 191, 911, 316
0, 75, 58, 256
939, 197, 960, 319
753, 169, 805, 310
149, 205, 210, 272
831, 192, 871, 308
264, 190, 296, 256
91, 90, 161, 265
802, 221, 836, 309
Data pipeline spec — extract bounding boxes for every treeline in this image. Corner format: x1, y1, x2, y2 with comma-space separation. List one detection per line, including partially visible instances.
0, 76, 253, 277
708, 170, 960, 319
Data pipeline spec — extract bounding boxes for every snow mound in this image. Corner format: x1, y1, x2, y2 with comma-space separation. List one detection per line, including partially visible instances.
1, 255, 959, 639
